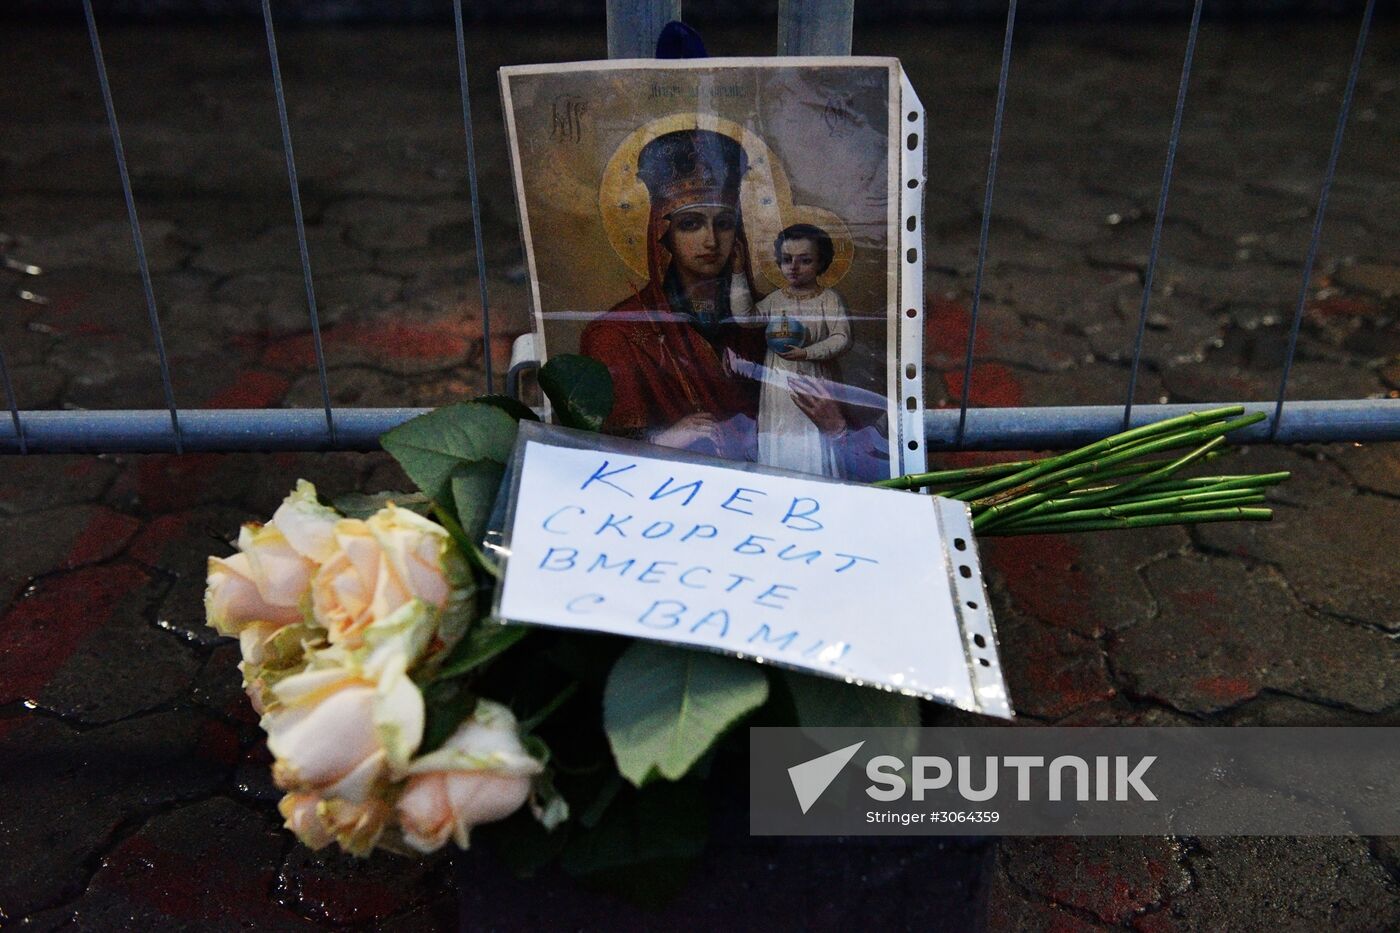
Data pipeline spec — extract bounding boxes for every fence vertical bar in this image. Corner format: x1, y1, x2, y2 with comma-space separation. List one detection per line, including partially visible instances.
777, 0, 854, 56
1271, 0, 1374, 439
606, 0, 680, 59
82, 0, 183, 453
0, 344, 24, 454
452, 0, 495, 392
261, 0, 336, 445
1122, 0, 1203, 430
955, 0, 1018, 448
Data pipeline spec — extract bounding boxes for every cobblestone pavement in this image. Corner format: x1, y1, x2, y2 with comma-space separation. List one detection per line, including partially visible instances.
1, 17, 1397, 931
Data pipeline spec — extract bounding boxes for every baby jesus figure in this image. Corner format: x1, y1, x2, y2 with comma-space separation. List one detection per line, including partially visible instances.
735, 222, 853, 477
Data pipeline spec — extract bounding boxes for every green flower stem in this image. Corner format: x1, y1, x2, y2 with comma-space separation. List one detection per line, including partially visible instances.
976, 435, 1228, 532
876, 408, 1287, 538
1065, 472, 1290, 499
965, 412, 1266, 522
980, 506, 1273, 536
1092, 476, 1288, 509
1000, 491, 1267, 529
872, 458, 1039, 491
905, 448, 1229, 500
951, 405, 1246, 503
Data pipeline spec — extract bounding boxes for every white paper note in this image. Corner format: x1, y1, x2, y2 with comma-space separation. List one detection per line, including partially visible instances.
495, 433, 1010, 717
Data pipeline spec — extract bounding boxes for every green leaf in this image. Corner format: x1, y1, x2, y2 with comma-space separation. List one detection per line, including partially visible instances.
475, 394, 542, 422
434, 619, 528, 681
379, 402, 519, 505
782, 670, 921, 759
538, 354, 613, 432
783, 670, 922, 730
603, 643, 768, 787
418, 679, 478, 755
331, 490, 432, 520
450, 461, 505, 544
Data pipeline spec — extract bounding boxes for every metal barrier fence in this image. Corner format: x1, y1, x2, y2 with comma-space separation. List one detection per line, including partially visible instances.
0, 0, 1395, 456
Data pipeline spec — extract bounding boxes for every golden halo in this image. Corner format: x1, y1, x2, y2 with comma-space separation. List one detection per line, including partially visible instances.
598, 113, 853, 290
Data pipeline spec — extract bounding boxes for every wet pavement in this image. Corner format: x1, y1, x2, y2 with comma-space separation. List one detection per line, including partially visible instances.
1, 17, 1398, 931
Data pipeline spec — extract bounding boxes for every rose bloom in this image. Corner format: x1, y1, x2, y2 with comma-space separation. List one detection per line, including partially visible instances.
312, 506, 455, 647
278, 791, 394, 857
396, 700, 542, 853
264, 658, 424, 804
205, 480, 340, 639
278, 792, 333, 850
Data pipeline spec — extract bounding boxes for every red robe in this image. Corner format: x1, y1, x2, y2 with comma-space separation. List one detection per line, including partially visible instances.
579, 277, 764, 462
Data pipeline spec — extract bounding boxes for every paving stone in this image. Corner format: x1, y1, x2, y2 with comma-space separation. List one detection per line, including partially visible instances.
1084, 223, 1227, 274
1112, 555, 1400, 714
47, 334, 184, 413
200, 268, 408, 345
234, 741, 283, 805
192, 224, 374, 279
324, 198, 468, 254
1194, 449, 1400, 630
6, 364, 66, 410
131, 506, 256, 648
0, 456, 120, 516
1221, 691, 1400, 727
1161, 357, 1382, 404
0, 711, 232, 920
22, 220, 190, 275
974, 268, 1132, 332
1337, 262, 1400, 299
373, 893, 461, 932
997, 837, 1190, 925
275, 846, 449, 926
256, 314, 483, 377
2, 268, 149, 351
26, 798, 315, 931
1000, 365, 1169, 409
411, 366, 501, 409
981, 855, 1114, 931
225, 452, 370, 520
1322, 441, 1400, 498
0, 504, 137, 606
982, 527, 1186, 639
1148, 837, 1400, 931
3, 561, 200, 724
102, 452, 361, 517
360, 453, 414, 495
190, 641, 255, 724
992, 610, 1116, 721
1086, 300, 1227, 371
1054, 698, 1195, 727
285, 367, 409, 410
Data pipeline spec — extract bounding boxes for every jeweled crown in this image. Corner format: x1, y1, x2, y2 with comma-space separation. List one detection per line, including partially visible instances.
636, 129, 747, 217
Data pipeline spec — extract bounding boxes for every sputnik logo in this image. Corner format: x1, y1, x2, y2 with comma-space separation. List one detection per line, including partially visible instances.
788, 741, 865, 814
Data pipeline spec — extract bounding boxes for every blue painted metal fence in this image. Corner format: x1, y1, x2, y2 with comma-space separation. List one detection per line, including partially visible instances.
0, 0, 1395, 456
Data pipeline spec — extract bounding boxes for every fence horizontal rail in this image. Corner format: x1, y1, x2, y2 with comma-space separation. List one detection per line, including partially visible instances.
925, 399, 1400, 451
4, 399, 1397, 455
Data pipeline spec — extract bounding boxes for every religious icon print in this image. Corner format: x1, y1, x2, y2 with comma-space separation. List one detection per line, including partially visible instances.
501, 58, 912, 482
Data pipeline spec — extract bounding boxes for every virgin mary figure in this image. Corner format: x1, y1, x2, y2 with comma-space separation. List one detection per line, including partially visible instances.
579, 128, 765, 461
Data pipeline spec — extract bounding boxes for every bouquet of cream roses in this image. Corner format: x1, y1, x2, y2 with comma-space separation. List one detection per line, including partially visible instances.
207, 481, 561, 855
